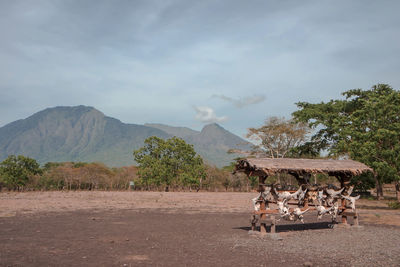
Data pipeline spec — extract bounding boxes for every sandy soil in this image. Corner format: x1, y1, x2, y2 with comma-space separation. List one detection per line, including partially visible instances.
0, 191, 256, 216
1, 191, 399, 266
1, 191, 399, 226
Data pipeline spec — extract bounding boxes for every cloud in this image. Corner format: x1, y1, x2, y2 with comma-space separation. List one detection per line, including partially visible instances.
194, 106, 228, 123
212, 94, 266, 108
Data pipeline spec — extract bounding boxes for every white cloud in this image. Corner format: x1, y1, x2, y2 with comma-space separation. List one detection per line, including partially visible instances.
194, 106, 228, 123
212, 94, 266, 108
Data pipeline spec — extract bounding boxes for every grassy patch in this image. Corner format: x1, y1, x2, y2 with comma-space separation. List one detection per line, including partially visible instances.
387, 201, 400, 209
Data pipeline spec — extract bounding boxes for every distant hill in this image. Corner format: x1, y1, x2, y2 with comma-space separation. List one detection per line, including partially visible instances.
0, 106, 250, 167
144, 123, 199, 139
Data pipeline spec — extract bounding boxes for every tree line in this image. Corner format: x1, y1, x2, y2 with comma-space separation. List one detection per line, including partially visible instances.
0, 154, 254, 192
0, 155, 138, 191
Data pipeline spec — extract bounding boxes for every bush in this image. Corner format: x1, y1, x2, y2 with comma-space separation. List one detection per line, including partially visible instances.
0, 155, 42, 190
387, 201, 400, 209
350, 172, 376, 192
133, 136, 206, 191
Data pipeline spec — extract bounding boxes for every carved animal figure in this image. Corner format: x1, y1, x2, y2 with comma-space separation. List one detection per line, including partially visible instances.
317, 189, 327, 205
277, 199, 289, 214
292, 208, 310, 223
277, 199, 293, 220
306, 191, 318, 204
329, 202, 339, 221
326, 187, 344, 198
343, 185, 354, 196
273, 186, 304, 201
316, 205, 334, 220
297, 187, 308, 203
251, 196, 261, 211
341, 195, 360, 211
273, 188, 291, 201
261, 186, 272, 199
251, 186, 272, 211
325, 187, 344, 205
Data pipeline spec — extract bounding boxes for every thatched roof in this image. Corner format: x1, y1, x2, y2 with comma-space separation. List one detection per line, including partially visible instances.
236, 158, 373, 177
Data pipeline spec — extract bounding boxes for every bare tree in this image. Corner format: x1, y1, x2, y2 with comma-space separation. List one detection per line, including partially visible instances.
247, 116, 309, 158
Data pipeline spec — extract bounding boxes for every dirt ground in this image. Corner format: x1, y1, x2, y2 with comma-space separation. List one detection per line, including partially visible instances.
1, 191, 400, 266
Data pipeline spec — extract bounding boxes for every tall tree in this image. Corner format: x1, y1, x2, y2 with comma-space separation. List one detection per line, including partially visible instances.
0, 155, 42, 190
246, 116, 310, 158
293, 84, 400, 199
133, 136, 206, 191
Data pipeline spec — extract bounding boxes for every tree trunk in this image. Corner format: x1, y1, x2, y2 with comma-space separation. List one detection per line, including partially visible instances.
375, 175, 384, 200
396, 182, 400, 202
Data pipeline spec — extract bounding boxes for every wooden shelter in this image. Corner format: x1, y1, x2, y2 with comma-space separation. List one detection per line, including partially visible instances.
235, 158, 373, 234
236, 158, 372, 187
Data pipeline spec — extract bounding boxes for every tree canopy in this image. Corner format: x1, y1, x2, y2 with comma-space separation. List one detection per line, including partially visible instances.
133, 136, 206, 191
0, 155, 42, 190
293, 84, 400, 197
246, 116, 310, 158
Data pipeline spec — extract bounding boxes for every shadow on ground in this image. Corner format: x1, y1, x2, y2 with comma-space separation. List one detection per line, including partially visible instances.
234, 221, 333, 233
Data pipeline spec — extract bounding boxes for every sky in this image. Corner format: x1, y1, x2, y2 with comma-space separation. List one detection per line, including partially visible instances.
1, 0, 399, 137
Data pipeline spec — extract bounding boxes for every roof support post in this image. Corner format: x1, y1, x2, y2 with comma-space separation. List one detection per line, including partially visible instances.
289, 171, 308, 186
258, 175, 268, 233
336, 173, 352, 225
258, 176, 267, 192
336, 173, 351, 190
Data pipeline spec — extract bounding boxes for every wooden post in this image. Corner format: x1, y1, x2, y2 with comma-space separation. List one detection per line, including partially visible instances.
270, 215, 276, 234
259, 176, 267, 233
250, 215, 256, 231
337, 174, 351, 225
341, 198, 348, 225
259, 198, 267, 233
304, 197, 309, 209
354, 212, 359, 226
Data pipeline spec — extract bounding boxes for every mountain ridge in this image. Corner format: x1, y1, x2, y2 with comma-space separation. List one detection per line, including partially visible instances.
0, 106, 250, 167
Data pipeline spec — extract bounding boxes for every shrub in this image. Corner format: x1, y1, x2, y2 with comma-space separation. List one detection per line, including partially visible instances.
0, 155, 42, 190
387, 201, 400, 209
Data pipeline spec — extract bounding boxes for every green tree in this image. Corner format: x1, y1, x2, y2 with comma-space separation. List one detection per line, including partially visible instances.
0, 155, 42, 190
293, 84, 400, 199
133, 136, 206, 191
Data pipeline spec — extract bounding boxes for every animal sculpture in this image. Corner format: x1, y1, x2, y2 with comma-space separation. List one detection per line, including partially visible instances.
316, 204, 334, 220
328, 202, 339, 221
341, 195, 360, 211
292, 207, 310, 223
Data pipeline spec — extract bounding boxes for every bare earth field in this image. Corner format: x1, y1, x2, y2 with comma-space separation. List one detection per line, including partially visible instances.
1, 191, 400, 266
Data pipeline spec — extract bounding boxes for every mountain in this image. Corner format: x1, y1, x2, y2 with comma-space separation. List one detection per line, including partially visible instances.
144, 123, 199, 139
0, 106, 169, 166
0, 106, 250, 167
190, 123, 250, 165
